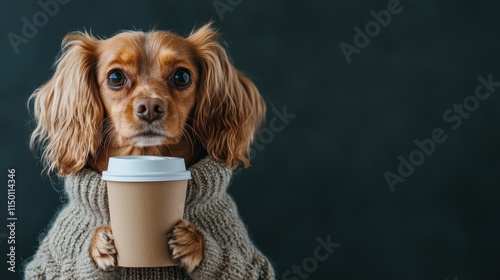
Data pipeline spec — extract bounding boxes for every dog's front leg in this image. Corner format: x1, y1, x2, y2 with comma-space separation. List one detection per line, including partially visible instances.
168, 219, 204, 273
90, 226, 117, 271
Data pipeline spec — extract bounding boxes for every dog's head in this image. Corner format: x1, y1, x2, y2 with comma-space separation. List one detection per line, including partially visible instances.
30, 23, 265, 175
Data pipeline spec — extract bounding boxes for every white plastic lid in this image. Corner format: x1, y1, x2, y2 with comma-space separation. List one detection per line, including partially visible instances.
102, 156, 191, 182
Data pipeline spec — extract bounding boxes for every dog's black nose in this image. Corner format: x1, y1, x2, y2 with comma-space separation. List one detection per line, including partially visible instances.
134, 98, 166, 123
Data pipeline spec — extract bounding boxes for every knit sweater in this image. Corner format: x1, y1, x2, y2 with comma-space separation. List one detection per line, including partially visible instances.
24, 157, 275, 279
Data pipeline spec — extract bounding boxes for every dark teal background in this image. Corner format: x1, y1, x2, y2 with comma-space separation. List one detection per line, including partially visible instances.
1, 0, 500, 279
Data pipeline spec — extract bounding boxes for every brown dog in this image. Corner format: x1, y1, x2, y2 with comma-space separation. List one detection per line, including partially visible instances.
29, 23, 265, 273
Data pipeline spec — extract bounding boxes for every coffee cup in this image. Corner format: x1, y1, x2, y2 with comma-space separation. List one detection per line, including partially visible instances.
102, 156, 191, 267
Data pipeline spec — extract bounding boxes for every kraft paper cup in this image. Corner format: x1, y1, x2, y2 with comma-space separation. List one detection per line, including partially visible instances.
102, 156, 191, 267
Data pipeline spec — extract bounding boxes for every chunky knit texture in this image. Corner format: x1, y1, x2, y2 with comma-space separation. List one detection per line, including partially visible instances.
24, 157, 275, 279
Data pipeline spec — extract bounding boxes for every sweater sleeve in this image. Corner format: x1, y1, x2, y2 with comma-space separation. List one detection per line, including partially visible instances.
23, 236, 61, 280
184, 157, 275, 280
23, 224, 119, 280
23, 170, 119, 280
188, 229, 275, 280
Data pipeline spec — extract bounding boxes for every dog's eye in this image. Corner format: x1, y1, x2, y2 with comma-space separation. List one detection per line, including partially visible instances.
172, 69, 191, 88
107, 70, 127, 88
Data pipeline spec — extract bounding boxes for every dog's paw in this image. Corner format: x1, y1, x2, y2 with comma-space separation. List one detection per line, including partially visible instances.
168, 219, 204, 273
90, 226, 117, 271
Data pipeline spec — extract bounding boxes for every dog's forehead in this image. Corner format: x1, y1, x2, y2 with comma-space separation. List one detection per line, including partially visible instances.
98, 31, 192, 68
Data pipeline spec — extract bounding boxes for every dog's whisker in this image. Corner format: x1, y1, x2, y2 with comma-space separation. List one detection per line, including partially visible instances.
164, 143, 175, 157
181, 127, 195, 152
183, 116, 203, 141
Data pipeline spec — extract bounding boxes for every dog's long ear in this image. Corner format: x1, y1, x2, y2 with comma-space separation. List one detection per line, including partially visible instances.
187, 23, 266, 169
29, 32, 103, 176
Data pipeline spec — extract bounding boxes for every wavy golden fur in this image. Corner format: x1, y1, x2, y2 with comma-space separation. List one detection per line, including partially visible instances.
29, 23, 265, 176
